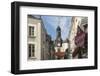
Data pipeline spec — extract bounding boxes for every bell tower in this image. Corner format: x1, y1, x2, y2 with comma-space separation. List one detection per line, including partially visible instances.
55, 26, 62, 47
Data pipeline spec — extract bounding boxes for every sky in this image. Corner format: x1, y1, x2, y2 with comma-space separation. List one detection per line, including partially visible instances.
33, 15, 72, 41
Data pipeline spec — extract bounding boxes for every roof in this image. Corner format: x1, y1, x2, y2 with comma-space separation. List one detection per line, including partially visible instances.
57, 26, 61, 31
28, 15, 41, 20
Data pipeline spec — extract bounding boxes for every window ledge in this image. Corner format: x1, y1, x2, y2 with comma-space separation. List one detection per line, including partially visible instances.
28, 57, 37, 60
28, 36, 36, 38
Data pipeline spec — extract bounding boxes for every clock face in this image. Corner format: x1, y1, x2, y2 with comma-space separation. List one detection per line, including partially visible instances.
58, 38, 61, 41
57, 43, 60, 46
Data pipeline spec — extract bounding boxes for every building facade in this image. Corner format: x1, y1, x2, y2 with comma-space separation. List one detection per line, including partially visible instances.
68, 16, 88, 59
27, 15, 51, 60
73, 17, 88, 58
68, 17, 82, 59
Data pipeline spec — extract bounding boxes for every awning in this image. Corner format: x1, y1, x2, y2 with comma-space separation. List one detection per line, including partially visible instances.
55, 52, 65, 58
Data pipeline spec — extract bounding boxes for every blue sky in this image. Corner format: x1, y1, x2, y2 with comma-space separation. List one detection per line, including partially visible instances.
33, 15, 72, 40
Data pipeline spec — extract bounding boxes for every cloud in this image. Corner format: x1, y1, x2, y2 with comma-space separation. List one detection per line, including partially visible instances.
57, 16, 72, 40
41, 16, 72, 40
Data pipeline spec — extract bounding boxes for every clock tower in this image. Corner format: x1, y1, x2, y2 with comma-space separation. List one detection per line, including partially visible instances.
55, 26, 62, 47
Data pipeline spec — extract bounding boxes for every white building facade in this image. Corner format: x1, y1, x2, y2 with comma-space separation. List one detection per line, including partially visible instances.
27, 15, 50, 60
68, 17, 82, 59
68, 16, 88, 59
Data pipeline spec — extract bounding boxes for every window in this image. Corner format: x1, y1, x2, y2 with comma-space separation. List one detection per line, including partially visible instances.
32, 45, 35, 57
29, 26, 34, 37
28, 44, 31, 57
28, 44, 35, 58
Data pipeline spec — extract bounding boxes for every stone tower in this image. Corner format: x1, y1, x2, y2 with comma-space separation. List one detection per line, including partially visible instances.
55, 26, 62, 47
